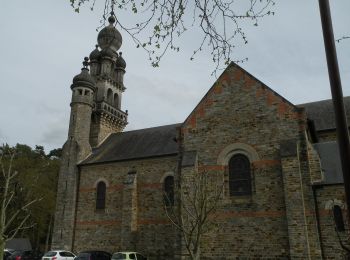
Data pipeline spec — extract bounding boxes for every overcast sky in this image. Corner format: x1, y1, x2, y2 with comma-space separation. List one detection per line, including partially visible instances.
0, 1, 349, 152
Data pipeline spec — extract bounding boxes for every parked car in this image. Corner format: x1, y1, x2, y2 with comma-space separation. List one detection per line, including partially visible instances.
111, 252, 147, 260
7, 250, 42, 260
74, 251, 111, 260
42, 250, 75, 260
3, 249, 15, 260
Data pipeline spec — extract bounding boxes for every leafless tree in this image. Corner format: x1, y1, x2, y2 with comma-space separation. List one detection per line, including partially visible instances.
164, 170, 223, 260
336, 36, 350, 43
69, 0, 275, 73
0, 150, 41, 259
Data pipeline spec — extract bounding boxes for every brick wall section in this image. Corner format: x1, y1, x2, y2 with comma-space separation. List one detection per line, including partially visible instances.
176, 165, 199, 259
315, 184, 349, 259
179, 64, 320, 258
89, 114, 124, 147
280, 138, 322, 258
73, 156, 178, 258
307, 141, 323, 183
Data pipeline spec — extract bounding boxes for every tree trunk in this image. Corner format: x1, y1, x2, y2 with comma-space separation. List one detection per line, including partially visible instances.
193, 245, 201, 260
0, 239, 5, 260
45, 215, 53, 252
193, 246, 200, 260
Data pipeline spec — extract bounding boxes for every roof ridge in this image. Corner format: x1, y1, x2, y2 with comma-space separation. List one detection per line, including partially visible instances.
112, 123, 182, 135
297, 96, 350, 106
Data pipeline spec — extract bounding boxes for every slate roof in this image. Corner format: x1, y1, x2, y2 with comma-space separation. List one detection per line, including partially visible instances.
313, 142, 343, 185
81, 124, 180, 165
297, 96, 350, 131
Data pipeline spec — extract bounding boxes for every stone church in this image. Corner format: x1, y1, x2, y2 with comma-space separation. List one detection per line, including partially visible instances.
52, 14, 350, 259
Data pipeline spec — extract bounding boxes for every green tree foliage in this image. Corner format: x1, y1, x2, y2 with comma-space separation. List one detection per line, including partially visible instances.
0, 144, 60, 252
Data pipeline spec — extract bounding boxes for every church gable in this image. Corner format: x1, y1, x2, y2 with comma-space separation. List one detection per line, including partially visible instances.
178, 63, 322, 259
180, 62, 308, 166
182, 62, 303, 133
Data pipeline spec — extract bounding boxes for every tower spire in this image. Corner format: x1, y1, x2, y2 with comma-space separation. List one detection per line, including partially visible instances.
88, 15, 128, 147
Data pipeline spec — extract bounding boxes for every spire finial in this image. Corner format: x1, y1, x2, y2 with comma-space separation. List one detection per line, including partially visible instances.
108, 11, 116, 25
82, 57, 89, 69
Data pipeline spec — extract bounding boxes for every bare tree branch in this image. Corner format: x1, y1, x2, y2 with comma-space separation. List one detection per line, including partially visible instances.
69, 0, 275, 74
164, 170, 223, 260
0, 150, 41, 260
336, 36, 350, 43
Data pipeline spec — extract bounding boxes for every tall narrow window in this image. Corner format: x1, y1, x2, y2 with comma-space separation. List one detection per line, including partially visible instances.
229, 154, 252, 196
106, 88, 113, 105
164, 176, 174, 206
333, 205, 345, 231
114, 93, 119, 108
96, 181, 106, 210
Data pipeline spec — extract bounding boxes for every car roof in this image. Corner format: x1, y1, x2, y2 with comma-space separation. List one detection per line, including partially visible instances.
79, 251, 111, 254
113, 252, 142, 254
50, 250, 74, 252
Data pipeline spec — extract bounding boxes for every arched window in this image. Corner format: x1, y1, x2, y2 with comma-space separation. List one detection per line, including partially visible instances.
96, 181, 106, 210
229, 154, 252, 196
114, 93, 119, 108
164, 176, 174, 206
106, 88, 113, 104
333, 205, 345, 231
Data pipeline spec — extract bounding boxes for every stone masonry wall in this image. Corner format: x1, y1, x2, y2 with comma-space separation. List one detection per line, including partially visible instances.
52, 95, 93, 250
315, 184, 348, 259
180, 64, 321, 258
51, 139, 79, 250
89, 113, 125, 147
73, 156, 178, 259
280, 138, 322, 258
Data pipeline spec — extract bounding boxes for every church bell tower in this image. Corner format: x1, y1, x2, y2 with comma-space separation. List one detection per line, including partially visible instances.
51, 58, 96, 250
88, 14, 128, 147
51, 13, 128, 250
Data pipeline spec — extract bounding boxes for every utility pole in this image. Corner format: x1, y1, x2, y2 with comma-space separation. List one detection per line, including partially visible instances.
318, 0, 350, 221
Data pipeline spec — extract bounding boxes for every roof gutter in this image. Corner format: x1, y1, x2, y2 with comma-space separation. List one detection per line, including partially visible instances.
78, 152, 179, 166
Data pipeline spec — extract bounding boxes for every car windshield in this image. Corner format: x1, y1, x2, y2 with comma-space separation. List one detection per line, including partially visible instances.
12, 251, 23, 256
112, 253, 127, 259
44, 251, 57, 257
75, 253, 91, 260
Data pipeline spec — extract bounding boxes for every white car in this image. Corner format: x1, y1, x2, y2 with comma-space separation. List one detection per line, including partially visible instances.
42, 250, 76, 260
111, 252, 147, 260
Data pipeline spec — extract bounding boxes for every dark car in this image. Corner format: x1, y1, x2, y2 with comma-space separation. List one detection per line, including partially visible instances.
74, 251, 111, 260
3, 249, 15, 260
7, 250, 41, 260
